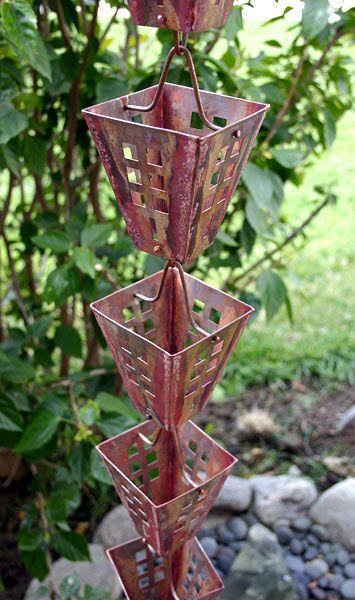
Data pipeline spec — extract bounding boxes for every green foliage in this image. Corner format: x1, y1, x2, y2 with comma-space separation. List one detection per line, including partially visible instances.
0, 0, 353, 585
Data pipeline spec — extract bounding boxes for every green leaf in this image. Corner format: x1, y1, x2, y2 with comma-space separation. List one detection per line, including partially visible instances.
0, 396, 23, 431
322, 109, 336, 148
96, 77, 127, 103
0, 353, 35, 384
242, 163, 274, 209
1, 0, 52, 80
0, 144, 21, 175
51, 530, 90, 562
216, 230, 237, 247
79, 400, 100, 426
32, 231, 70, 254
28, 316, 51, 340
302, 0, 330, 41
270, 147, 304, 168
23, 136, 46, 175
44, 263, 79, 305
73, 247, 96, 278
21, 548, 49, 581
15, 410, 59, 453
96, 392, 140, 420
245, 198, 268, 235
18, 529, 42, 552
257, 270, 287, 321
144, 254, 165, 276
81, 224, 112, 248
240, 218, 256, 255
0, 101, 28, 144
90, 447, 111, 485
55, 324, 82, 358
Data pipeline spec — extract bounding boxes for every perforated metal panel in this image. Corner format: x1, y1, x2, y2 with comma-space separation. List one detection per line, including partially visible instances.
107, 536, 223, 599
91, 267, 253, 430
83, 83, 268, 263
127, 0, 234, 32
97, 419, 237, 555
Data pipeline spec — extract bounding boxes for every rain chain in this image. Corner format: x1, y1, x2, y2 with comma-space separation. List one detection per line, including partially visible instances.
83, 1, 269, 597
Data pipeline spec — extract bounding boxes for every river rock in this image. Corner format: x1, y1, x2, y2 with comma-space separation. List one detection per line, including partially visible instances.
93, 504, 137, 549
251, 475, 318, 525
213, 475, 253, 513
25, 544, 122, 599
310, 479, 355, 551
221, 524, 296, 599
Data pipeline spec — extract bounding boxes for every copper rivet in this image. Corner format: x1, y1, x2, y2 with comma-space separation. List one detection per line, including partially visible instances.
157, 14, 165, 24
153, 244, 161, 252
233, 130, 241, 138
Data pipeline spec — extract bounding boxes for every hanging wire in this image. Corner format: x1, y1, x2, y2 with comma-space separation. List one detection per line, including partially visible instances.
123, 33, 221, 132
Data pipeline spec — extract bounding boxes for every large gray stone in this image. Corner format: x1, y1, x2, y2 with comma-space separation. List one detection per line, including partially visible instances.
25, 544, 122, 599
213, 475, 253, 513
310, 478, 355, 551
221, 524, 296, 600
93, 504, 137, 549
251, 475, 318, 525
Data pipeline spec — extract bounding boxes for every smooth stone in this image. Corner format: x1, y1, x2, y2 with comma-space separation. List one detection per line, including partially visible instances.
290, 539, 304, 555
274, 518, 291, 528
252, 475, 318, 526
320, 543, 331, 554
244, 512, 259, 527
200, 536, 218, 558
305, 558, 328, 579
333, 565, 343, 574
350, 554, 355, 561
318, 575, 331, 589
217, 524, 235, 545
325, 553, 337, 567
275, 526, 293, 545
93, 504, 136, 549
329, 573, 344, 590
311, 524, 330, 542
307, 534, 320, 547
310, 479, 355, 551
295, 582, 309, 600
344, 563, 355, 578
310, 588, 326, 600
336, 548, 350, 565
293, 516, 312, 532
221, 524, 296, 599
25, 544, 122, 600
219, 553, 235, 574
304, 546, 319, 561
218, 546, 236, 560
228, 517, 248, 540
229, 541, 245, 552
285, 554, 305, 573
341, 580, 355, 599
214, 475, 253, 513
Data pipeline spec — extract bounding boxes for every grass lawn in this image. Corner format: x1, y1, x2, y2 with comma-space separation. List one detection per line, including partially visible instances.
221, 109, 355, 396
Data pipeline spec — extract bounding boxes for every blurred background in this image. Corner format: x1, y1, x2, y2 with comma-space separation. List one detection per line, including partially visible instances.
0, 0, 354, 597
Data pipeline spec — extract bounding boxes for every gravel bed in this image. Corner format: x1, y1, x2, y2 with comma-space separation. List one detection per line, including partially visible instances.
197, 514, 355, 600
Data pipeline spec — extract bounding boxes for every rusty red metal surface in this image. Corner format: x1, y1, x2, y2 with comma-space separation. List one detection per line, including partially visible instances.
126, 0, 234, 32
82, 83, 268, 263
91, 266, 254, 430
97, 419, 237, 555
107, 536, 223, 600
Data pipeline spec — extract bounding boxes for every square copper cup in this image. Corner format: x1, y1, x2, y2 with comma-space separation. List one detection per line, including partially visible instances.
107, 536, 224, 599
97, 419, 237, 555
91, 267, 254, 430
126, 0, 234, 32
83, 83, 268, 263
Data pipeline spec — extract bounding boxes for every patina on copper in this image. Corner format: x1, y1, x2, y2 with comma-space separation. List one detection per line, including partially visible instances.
82, 50, 268, 263
97, 419, 237, 555
107, 536, 223, 600
91, 265, 254, 430
126, 0, 234, 32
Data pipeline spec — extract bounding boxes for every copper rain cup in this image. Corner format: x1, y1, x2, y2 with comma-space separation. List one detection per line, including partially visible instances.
107, 536, 224, 599
82, 83, 268, 263
97, 419, 237, 555
126, 0, 234, 32
91, 266, 254, 430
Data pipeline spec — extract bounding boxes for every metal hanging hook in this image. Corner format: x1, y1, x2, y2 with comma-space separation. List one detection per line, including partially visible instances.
134, 260, 213, 339
123, 35, 221, 132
